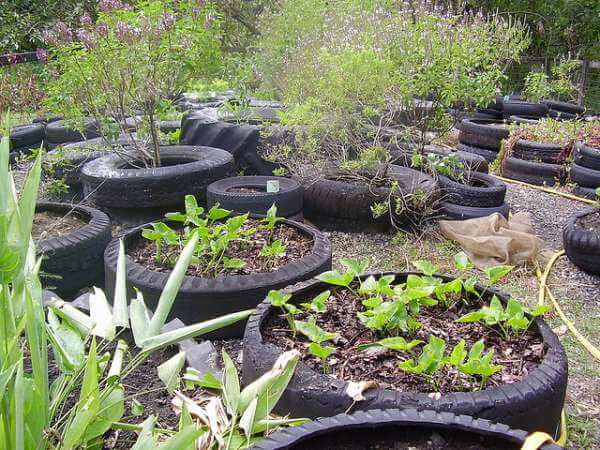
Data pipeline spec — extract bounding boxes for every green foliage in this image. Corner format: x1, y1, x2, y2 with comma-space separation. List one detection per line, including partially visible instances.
523, 58, 580, 102
294, 316, 338, 344
143, 196, 286, 277
411, 153, 465, 182
457, 296, 550, 339
266, 290, 300, 335
44, 0, 223, 167
308, 343, 336, 373
358, 336, 423, 353
300, 290, 331, 314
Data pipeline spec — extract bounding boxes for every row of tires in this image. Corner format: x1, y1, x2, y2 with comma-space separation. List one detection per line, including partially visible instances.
476, 96, 584, 122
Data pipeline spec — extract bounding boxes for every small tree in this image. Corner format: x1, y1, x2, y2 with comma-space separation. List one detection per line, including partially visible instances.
44, 0, 223, 167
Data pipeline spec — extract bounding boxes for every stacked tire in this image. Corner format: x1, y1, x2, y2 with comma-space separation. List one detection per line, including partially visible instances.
3, 123, 45, 163
544, 100, 585, 121
45, 119, 101, 150
571, 142, 600, 199
438, 172, 509, 220
563, 208, 600, 275
457, 118, 509, 163
502, 139, 568, 186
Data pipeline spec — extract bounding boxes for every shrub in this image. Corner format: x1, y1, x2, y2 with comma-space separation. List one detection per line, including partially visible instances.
523, 58, 580, 102
44, 0, 223, 167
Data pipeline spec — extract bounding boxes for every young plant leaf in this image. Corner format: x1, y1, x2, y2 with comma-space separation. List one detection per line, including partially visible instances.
158, 352, 185, 394
484, 265, 513, 285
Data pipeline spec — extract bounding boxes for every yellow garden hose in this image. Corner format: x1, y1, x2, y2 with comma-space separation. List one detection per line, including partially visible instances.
521, 432, 557, 450
493, 174, 597, 205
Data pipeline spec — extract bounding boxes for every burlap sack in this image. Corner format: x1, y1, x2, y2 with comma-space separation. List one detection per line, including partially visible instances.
439, 212, 546, 268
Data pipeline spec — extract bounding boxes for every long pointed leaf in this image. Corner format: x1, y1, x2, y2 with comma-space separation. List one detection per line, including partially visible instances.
112, 240, 129, 328
89, 288, 115, 340
147, 233, 199, 337
130, 290, 152, 347
157, 352, 185, 394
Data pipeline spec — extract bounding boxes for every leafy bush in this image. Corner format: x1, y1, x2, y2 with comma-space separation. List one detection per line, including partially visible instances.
44, 0, 223, 167
253, 1, 529, 170
523, 58, 580, 102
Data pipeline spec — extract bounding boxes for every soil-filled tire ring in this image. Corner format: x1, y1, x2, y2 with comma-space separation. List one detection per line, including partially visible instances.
6, 123, 45, 149
502, 101, 549, 119
455, 143, 498, 163
573, 142, 600, 171
81, 146, 234, 208
103, 217, 332, 338
45, 119, 100, 145
36, 202, 112, 297
543, 100, 584, 115
439, 201, 510, 220
438, 172, 506, 207
242, 272, 568, 436
563, 208, 600, 275
458, 131, 503, 151
459, 119, 510, 140
512, 139, 565, 164
501, 157, 566, 186
302, 166, 438, 229
250, 409, 563, 450
570, 163, 600, 188
207, 176, 303, 217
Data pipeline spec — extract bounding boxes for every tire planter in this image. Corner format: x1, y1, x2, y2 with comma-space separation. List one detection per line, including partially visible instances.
302, 166, 438, 231
81, 146, 234, 208
242, 272, 568, 436
573, 185, 598, 200
502, 101, 549, 119
45, 138, 112, 186
455, 143, 498, 163
440, 201, 510, 220
7, 123, 45, 149
458, 119, 509, 151
573, 142, 600, 171
103, 217, 332, 338
501, 157, 566, 186
508, 115, 539, 125
563, 208, 600, 275
543, 100, 584, 115
36, 202, 112, 297
391, 145, 489, 173
511, 140, 566, 164
45, 119, 101, 149
250, 409, 563, 450
437, 172, 506, 207
207, 176, 303, 217
548, 109, 578, 121
570, 163, 600, 188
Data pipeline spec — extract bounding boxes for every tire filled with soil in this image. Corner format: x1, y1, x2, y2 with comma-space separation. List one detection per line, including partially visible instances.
207, 176, 303, 218
243, 272, 568, 436
250, 409, 563, 450
563, 208, 600, 275
437, 172, 506, 208
81, 145, 234, 208
573, 141, 600, 171
458, 119, 509, 151
303, 166, 439, 231
104, 217, 332, 338
501, 157, 566, 186
34, 202, 112, 297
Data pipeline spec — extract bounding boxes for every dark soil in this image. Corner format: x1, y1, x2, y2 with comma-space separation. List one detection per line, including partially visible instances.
295, 427, 521, 450
32, 209, 87, 240
227, 186, 266, 193
263, 282, 546, 393
129, 219, 313, 278
577, 209, 600, 232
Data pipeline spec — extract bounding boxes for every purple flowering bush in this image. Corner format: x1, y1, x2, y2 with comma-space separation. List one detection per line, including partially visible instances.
44, 0, 222, 167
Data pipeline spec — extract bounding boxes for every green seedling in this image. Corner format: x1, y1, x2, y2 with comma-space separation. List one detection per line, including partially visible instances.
300, 290, 331, 313
358, 336, 423, 354
308, 342, 336, 373
294, 316, 338, 344
266, 290, 300, 335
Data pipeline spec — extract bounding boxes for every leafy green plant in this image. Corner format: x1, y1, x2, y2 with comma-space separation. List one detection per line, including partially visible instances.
523, 58, 580, 102
358, 336, 422, 353
398, 336, 447, 390
457, 296, 550, 340
300, 290, 331, 313
308, 343, 336, 373
294, 316, 338, 344
411, 153, 465, 182
260, 239, 287, 269
267, 289, 301, 335
141, 222, 180, 263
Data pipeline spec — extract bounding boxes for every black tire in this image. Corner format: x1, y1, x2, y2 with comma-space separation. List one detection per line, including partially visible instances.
81, 146, 234, 208
207, 176, 303, 217
390, 145, 489, 173
548, 109, 578, 121
303, 166, 438, 230
501, 157, 566, 186
459, 118, 510, 141
458, 131, 504, 151
45, 138, 112, 186
543, 100, 585, 115
474, 108, 503, 119
511, 139, 565, 164
36, 202, 112, 297
456, 143, 498, 163
573, 185, 598, 200
45, 119, 101, 146
502, 101, 549, 119
571, 163, 600, 188
7, 123, 45, 149
440, 201, 510, 220
563, 208, 600, 275
103, 218, 332, 338
242, 272, 568, 436
159, 120, 181, 133
508, 115, 539, 125
250, 409, 563, 450
438, 172, 506, 207
573, 141, 600, 170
